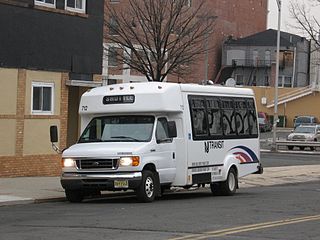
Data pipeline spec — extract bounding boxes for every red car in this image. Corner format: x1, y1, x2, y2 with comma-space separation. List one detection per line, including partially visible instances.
258, 112, 272, 132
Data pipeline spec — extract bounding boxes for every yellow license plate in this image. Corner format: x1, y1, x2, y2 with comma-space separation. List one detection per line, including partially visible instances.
114, 180, 129, 188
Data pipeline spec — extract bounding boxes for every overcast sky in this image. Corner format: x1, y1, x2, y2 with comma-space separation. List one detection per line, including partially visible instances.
268, 0, 320, 35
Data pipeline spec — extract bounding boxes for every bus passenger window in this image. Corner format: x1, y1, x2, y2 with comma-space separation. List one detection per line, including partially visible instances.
193, 110, 206, 135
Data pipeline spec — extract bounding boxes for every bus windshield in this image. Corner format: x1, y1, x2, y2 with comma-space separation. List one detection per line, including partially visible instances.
78, 115, 155, 143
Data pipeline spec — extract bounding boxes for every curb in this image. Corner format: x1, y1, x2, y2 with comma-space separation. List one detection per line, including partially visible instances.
261, 149, 320, 155
0, 199, 34, 207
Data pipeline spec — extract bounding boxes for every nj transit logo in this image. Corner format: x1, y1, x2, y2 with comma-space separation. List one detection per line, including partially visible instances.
204, 141, 224, 153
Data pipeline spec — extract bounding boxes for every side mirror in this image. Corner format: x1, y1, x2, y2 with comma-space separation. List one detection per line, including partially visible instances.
50, 125, 58, 143
167, 121, 177, 138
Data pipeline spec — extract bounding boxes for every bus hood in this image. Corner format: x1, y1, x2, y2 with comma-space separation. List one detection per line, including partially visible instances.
62, 142, 152, 158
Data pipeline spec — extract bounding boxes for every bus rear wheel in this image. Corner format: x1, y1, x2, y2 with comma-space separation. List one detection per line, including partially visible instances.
221, 168, 237, 195
210, 182, 222, 196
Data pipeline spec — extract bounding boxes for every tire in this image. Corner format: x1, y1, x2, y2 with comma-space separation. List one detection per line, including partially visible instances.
288, 146, 294, 150
65, 189, 84, 203
299, 146, 305, 151
210, 182, 222, 196
136, 170, 156, 203
220, 168, 238, 196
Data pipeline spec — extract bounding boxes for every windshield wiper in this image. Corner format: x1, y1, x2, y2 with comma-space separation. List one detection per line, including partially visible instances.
111, 136, 140, 142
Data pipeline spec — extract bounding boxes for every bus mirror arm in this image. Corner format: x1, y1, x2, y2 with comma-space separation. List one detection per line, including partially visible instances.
50, 125, 62, 154
168, 121, 177, 138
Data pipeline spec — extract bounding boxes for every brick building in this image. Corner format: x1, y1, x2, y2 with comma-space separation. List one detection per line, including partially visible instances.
103, 0, 268, 84
0, 0, 104, 177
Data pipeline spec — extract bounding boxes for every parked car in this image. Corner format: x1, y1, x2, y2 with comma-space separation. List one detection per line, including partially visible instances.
293, 116, 318, 129
286, 124, 320, 150
258, 112, 272, 132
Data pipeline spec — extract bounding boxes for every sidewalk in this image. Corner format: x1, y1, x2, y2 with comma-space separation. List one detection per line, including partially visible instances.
1, 165, 320, 206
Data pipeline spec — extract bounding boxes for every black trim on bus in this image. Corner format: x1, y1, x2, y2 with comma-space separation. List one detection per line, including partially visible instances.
239, 161, 260, 165
192, 173, 211, 184
188, 164, 224, 169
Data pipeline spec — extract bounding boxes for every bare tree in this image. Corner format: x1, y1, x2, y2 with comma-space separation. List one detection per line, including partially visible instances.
105, 0, 216, 82
289, 0, 320, 49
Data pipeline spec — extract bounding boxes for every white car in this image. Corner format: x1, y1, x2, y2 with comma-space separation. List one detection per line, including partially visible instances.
287, 125, 320, 150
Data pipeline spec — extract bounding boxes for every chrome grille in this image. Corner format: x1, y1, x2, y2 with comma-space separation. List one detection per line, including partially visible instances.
76, 159, 119, 169
292, 135, 305, 140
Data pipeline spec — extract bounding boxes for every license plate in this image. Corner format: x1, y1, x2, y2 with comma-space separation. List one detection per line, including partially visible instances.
114, 180, 129, 188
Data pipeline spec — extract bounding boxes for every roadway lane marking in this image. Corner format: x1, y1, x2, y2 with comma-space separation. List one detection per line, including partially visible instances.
169, 214, 320, 240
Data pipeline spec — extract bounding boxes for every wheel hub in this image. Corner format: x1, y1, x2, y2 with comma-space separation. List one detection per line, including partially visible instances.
145, 177, 154, 198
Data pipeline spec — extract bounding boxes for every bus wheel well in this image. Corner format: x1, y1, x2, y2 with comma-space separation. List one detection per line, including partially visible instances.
142, 164, 161, 197
230, 165, 238, 176
229, 165, 238, 189
143, 163, 157, 172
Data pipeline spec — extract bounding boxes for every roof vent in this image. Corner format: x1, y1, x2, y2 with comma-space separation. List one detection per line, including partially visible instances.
200, 80, 214, 85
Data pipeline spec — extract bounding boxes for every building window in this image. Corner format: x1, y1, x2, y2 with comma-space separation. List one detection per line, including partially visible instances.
235, 74, 244, 85
182, 0, 192, 7
109, 16, 119, 35
278, 76, 292, 88
265, 50, 271, 66
107, 79, 117, 85
66, 0, 86, 13
253, 50, 259, 66
264, 75, 269, 86
35, 0, 56, 8
174, 0, 191, 7
108, 47, 119, 67
31, 82, 54, 115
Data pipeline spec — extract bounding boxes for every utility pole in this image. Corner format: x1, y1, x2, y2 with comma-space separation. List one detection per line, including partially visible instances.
272, 0, 281, 151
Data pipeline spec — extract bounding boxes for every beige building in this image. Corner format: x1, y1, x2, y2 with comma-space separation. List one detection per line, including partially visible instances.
252, 86, 320, 127
0, 68, 101, 177
0, 69, 67, 177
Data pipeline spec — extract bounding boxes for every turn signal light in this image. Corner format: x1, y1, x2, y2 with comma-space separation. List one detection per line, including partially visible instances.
132, 156, 140, 166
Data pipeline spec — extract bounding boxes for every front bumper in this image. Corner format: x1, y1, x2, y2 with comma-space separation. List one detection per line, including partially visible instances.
61, 172, 142, 191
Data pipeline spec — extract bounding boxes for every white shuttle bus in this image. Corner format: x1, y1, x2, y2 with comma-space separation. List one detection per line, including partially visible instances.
50, 82, 263, 202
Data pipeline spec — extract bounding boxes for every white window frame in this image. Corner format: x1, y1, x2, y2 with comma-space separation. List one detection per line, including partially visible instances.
31, 82, 55, 115
174, 0, 191, 7
65, 0, 86, 13
35, 0, 56, 8
183, 0, 192, 7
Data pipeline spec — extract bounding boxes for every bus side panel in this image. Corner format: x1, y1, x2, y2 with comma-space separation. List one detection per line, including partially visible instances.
184, 92, 261, 185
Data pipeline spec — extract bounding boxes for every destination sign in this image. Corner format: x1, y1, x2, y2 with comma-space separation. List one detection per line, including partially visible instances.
103, 95, 135, 104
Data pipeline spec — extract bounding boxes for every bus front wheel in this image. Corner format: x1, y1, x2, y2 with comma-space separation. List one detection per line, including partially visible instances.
65, 189, 84, 203
136, 170, 156, 203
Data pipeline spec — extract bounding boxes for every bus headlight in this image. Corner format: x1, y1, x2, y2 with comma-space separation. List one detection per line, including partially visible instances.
119, 156, 140, 167
62, 158, 76, 168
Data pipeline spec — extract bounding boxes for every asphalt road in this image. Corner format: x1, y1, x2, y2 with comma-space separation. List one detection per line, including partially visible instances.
0, 181, 319, 240
0, 130, 318, 239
